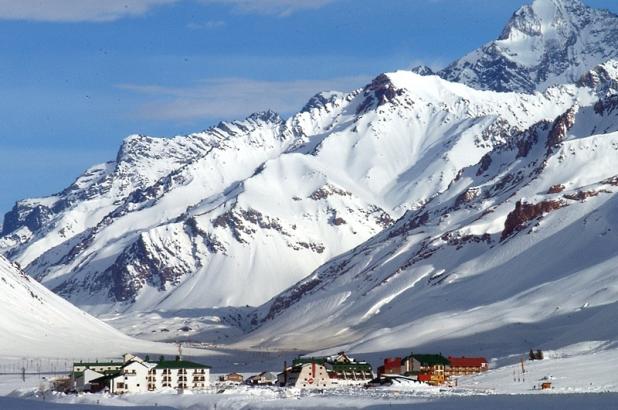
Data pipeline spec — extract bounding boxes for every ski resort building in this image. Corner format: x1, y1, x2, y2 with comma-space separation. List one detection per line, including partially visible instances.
246, 372, 278, 385
72, 360, 123, 375
219, 372, 244, 384
74, 369, 105, 392
446, 356, 488, 376
292, 351, 373, 385
377, 357, 403, 376
278, 362, 332, 389
72, 359, 124, 392
376, 353, 488, 384
83, 354, 210, 394
401, 353, 450, 385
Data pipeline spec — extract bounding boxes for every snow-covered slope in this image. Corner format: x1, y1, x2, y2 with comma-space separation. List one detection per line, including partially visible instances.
1, 71, 587, 315
439, 0, 618, 92
0, 255, 179, 358
241, 62, 618, 357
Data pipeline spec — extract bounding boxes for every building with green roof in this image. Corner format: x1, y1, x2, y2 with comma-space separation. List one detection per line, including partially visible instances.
401, 353, 450, 384
71, 353, 211, 394
292, 351, 373, 383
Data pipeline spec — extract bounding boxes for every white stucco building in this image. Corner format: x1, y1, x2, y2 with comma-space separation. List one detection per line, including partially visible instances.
75, 369, 105, 392
82, 354, 210, 394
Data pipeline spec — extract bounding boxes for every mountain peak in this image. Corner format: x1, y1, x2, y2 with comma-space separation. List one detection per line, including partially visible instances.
247, 109, 282, 124
300, 91, 345, 113
440, 0, 618, 92
531, 0, 585, 9
499, 0, 587, 41
410, 65, 434, 76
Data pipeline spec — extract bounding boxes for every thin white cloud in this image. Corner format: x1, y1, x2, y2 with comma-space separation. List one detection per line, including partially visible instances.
187, 20, 226, 30
117, 75, 370, 121
0, 0, 178, 22
198, 0, 337, 16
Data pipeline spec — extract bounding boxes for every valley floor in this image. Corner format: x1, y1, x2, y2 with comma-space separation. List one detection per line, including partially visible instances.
1, 341, 617, 409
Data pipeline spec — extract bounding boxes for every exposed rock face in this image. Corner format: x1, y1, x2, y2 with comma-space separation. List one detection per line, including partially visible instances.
410, 65, 434, 76
2, 204, 53, 236
263, 276, 323, 322
356, 74, 405, 114
563, 190, 601, 202
548, 184, 566, 194
455, 187, 481, 207
594, 94, 618, 116
501, 200, 563, 240
578, 60, 618, 93
104, 234, 194, 302
516, 122, 549, 158
547, 107, 577, 149
476, 153, 493, 176
309, 184, 352, 201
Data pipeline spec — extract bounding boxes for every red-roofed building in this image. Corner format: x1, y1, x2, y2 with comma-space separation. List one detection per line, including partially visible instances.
377, 357, 402, 376
446, 356, 488, 376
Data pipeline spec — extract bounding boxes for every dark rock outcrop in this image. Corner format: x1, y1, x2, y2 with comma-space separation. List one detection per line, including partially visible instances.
501, 200, 563, 240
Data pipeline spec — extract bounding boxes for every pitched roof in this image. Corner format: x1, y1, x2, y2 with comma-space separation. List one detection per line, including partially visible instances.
89, 372, 122, 384
155, 360, 210, 369
293, 353, 372, 372
405, 354, 450, 366
447, 356, 487, 367
73, 361, 121, 368
293, 357, 326, 366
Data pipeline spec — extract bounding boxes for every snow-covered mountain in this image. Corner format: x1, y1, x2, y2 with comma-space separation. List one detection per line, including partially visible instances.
0, 255, 179, 358
2, 0, 618, 359
241, 61, 618, 356
0, 72, 587, 315
439, 0, 618, 92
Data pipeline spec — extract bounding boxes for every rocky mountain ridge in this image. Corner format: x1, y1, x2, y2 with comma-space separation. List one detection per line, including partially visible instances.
241, 61, 618, 355
3, 70, 586, 314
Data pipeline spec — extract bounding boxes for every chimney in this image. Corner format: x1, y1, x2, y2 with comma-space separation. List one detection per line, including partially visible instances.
283, 361, 288, 386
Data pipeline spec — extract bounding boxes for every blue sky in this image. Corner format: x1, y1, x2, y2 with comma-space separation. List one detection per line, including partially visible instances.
1, 0, 617, 214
